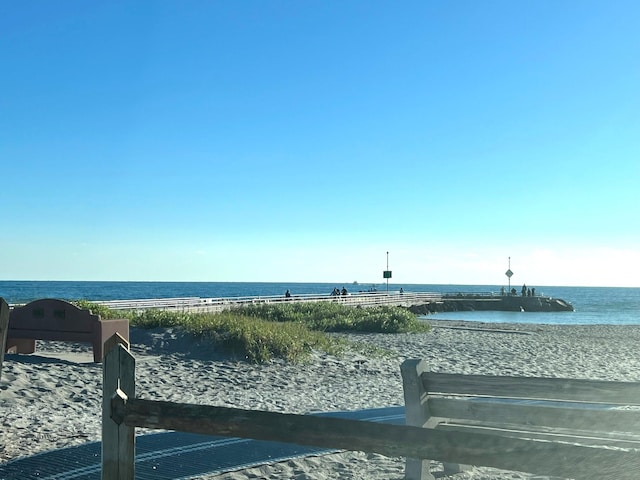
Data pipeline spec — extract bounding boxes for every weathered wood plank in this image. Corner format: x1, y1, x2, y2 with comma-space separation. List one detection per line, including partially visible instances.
111, 397, 640, 480
102, 336, 135, 480
423, 372, 640, 405
401, 359, 435, 480
438, 422, 640, 449
428, 397, 640, 433
0, 298, 9, 382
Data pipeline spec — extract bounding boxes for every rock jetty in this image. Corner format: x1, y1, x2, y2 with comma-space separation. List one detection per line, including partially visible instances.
409, 294, 574, 315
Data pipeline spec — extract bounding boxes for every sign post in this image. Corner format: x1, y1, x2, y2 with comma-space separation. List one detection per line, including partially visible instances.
383, 251, 392, 293
505, 256, 513, 294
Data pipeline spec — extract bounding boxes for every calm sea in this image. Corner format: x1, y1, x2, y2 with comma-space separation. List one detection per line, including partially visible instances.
0, 281, 638, 326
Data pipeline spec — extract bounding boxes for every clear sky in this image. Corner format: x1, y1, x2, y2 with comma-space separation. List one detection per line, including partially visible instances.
1, 1, 638, 287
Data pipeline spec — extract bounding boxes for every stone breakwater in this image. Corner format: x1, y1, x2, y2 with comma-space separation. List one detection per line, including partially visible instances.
409, 294, 573, 315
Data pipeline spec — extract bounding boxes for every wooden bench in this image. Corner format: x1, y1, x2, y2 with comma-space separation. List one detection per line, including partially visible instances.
401, 358, 640, 480
5, 298, 129, 363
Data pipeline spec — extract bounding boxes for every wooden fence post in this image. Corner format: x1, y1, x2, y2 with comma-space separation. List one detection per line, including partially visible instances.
102, 333, 135, 480
0, 298, 9, 383
401, 359, 435, 480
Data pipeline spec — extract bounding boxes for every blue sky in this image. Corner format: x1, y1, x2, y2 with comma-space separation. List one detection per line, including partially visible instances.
1, 1, 638, 287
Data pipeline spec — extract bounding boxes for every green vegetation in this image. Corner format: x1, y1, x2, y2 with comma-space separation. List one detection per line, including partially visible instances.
74, 300, 119, 320
234, 302, 428, 333
74, 301, 430, 363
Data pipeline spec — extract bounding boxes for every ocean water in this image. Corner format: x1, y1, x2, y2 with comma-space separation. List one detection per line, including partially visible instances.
0, 281, 638, 326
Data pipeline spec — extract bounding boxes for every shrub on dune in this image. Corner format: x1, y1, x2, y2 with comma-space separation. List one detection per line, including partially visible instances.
74, 301, 429, 363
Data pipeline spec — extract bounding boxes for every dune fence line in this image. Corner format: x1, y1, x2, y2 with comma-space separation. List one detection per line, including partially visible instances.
101, 333, 442, 479
102, 333, 640, 480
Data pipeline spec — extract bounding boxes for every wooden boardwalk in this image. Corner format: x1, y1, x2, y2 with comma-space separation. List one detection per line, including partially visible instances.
95, 291, 442, 313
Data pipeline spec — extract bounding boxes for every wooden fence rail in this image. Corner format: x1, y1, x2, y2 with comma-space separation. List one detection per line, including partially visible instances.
102, 334, 640, 480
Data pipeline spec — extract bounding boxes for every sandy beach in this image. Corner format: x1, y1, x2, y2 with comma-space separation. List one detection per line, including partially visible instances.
3, 320, 640, 479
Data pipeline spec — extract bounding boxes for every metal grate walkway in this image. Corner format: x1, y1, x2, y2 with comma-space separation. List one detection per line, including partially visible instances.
0, 406, 404, 480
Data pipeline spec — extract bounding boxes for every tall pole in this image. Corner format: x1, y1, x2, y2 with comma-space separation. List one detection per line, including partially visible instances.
383, 251, 392, 294
386, 251, 389, 293
504, 256, 514, 296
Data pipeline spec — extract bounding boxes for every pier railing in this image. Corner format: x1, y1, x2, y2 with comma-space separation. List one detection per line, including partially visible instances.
96, 291, 441, 313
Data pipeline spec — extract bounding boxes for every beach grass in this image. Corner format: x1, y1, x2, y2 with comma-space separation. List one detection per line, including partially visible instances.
74, 300, 429, 362
234, 302, 427, 333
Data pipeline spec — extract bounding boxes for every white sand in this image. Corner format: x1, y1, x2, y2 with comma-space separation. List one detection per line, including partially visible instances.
3, 320, 640, 479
